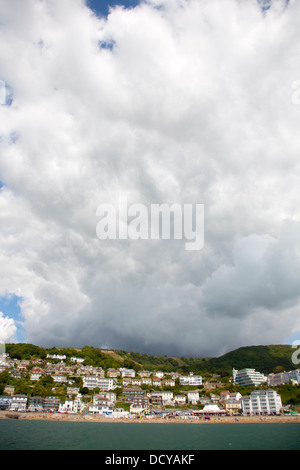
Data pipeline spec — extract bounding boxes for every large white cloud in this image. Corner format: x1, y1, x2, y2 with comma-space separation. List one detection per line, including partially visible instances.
0, 312, 17, 343
0, 0, 300, 356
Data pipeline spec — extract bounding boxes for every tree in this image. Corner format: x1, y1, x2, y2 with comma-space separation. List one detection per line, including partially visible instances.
32, 383, 46, 397
0, 371, 10, 385
15, 380, 30, 395
114, 387, 123, 398
40, 375, 54, 386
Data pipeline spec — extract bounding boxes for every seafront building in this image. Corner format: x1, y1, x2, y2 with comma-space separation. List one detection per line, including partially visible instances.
43, 396, 61, 412
241, 389, 282, 415
224, 398, 242, 415
10, 395, 27, 412
28, 396, 44, 412
232, 368, 267, 387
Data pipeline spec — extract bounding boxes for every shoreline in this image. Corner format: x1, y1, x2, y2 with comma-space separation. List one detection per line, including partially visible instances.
1, 410, 299, 424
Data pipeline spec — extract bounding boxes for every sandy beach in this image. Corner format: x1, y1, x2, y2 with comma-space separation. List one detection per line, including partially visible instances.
1, 410, 299, 424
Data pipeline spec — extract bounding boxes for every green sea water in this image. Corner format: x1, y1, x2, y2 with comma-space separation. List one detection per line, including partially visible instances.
0, 420, 299, 450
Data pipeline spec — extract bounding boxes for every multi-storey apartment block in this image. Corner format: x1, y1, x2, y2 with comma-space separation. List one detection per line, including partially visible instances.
28, 396, 44, 412
83, 376, 117, 391
43, 396, 61, 412
241, 389, 282, 415
232, 368, 267, 387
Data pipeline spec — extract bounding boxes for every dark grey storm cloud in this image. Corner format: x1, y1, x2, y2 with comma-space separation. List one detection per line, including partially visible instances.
0, 0, 300, 356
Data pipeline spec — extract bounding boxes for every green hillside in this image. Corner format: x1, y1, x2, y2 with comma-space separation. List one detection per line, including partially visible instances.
204, 345, 296, 375
5, 343, 297, 376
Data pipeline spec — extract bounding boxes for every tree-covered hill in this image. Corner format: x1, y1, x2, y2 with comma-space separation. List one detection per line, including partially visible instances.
203, 345, 296, 375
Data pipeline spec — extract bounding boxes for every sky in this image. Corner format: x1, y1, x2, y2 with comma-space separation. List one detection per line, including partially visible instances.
0, 0, 300, 357
87, 0, 141, 17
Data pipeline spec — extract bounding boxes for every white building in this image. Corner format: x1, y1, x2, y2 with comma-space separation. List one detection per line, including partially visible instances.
59, 399, 76, 413
131, 379, 142, 386
52, 374, 67, 384
187, 391, 200, 404
122, 378, 132, 386
151, 391, 174, 405
268, 369, 300, 386
154, 371, 164, 378
89, 402, 114, 415
83, 375, 116, 391
174, 395, 186, 405
161, 391, 174, 404
93, 394, 114, 407
241, 389, 282, 415
232, 368, 267, 387
112, 409, 131, 419
73, 394, 85, 413
119, 368, 136, 378
83, 375, 100, 390
58, 394, 85, 414
46, 354, 66, 360
179, 374, 202, 386
70, 357, 85, 363
10, 395, 28, 412
142, 378, 152, 386
105, 392, 117, 403
98, 377, 118, 391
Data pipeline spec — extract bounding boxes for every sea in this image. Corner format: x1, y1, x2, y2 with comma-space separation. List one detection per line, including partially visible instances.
0, 420, 299, 451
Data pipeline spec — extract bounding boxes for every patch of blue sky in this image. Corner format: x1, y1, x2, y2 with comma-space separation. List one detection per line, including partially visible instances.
99, 39, 116, 51
9, 131, 19, 144
87, 0, 290, 17
285, 331, 300, 346
87, 0, 141, 17
0, 294, 25, 343
258, 0, 290, 10
0, 80, 13, 106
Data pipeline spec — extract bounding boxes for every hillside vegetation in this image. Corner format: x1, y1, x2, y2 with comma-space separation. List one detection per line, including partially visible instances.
5, 343, 296, 376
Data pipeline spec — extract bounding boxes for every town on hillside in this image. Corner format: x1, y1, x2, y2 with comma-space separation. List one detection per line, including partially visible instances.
0, 351, 299, 419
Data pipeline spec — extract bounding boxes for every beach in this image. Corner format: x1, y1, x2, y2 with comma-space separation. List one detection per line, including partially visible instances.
1, 410, 299, 424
